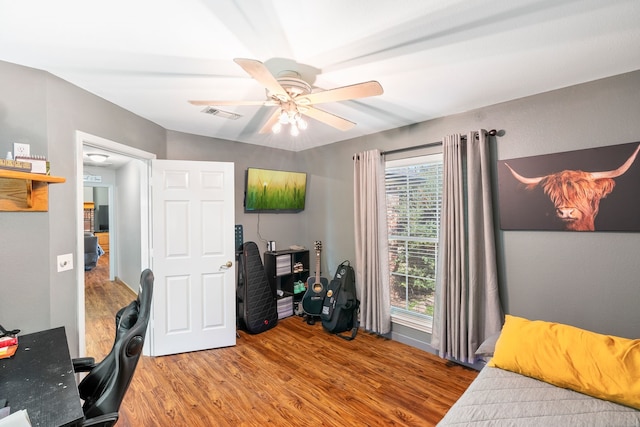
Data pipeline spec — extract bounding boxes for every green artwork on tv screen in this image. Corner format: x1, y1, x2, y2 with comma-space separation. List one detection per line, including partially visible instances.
244, 168, 307, 212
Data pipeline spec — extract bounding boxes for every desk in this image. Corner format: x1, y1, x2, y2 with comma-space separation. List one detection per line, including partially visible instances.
0, 327, 84, 427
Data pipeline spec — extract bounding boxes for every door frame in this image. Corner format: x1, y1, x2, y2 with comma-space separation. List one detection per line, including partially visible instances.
75, 131, 156, 357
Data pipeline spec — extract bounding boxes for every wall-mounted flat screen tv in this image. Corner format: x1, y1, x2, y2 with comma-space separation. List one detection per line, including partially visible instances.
244, 167, 307, 213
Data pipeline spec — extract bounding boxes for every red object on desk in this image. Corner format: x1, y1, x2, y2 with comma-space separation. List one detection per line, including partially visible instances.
0, 344, 17, 359
0, 335, 17, 348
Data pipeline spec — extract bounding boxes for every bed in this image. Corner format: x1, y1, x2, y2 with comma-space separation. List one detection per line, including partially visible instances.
438, 315, 640, 426
438, 365, 640, 426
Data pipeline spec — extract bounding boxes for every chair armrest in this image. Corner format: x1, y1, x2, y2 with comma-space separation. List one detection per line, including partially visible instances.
72, 357, 96, 372
81, 412, 119, 427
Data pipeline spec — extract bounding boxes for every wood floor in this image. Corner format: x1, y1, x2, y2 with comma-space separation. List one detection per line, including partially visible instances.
84, 255, 477, 426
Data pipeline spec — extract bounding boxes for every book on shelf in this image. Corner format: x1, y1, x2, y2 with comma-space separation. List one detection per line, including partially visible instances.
15, 156, 49, 174
0, 159, 32, 172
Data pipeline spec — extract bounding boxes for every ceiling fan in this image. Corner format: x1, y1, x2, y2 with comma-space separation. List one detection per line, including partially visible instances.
189, 58, 383, 135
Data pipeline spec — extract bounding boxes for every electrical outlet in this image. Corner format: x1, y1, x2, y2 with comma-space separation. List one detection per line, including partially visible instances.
13, 143, 30, 158
57, 253, 73, 272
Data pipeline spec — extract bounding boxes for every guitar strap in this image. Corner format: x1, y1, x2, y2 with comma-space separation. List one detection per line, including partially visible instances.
335, 300, 360, 341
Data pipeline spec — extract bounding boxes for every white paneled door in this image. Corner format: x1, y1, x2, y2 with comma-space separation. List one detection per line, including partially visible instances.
150, 160, 236, 356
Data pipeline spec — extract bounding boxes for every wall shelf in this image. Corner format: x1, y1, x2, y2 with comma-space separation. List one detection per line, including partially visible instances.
0, 169, 66, 212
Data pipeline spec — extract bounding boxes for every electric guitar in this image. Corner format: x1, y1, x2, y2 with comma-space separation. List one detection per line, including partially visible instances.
301, 241, 329, 316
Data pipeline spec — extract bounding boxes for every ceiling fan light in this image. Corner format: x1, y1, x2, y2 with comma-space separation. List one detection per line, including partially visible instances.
290, 124, 299, 137
278, 110, 289, 124
272, 122, 282, 134
297, 117, 308, 130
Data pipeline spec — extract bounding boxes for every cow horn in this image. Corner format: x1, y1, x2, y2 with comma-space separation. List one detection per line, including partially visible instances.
504, 163, 544, 186
591, 144, 640, 180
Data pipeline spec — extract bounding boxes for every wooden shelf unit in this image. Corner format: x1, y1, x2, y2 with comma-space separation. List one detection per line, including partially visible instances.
95, 231, 109, 253
264, 249, 310, 299
84, 202, 95, 232
0, 169, 66, 212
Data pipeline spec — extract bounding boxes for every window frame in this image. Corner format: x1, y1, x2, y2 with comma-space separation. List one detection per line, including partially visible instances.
385, 153, 443, 334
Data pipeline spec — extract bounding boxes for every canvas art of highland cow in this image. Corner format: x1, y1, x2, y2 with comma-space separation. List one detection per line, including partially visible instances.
498, 142, 640, 231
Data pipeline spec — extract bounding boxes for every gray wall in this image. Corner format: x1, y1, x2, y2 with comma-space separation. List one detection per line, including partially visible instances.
46, 70, 166, 356
299, 70, 640, 340
165, 130, 306, 254
1, 59, 637, 362
0, 62, 50, 332
0, 60, 166, 356
490, 72, 640, 338
115, 159, 146, 292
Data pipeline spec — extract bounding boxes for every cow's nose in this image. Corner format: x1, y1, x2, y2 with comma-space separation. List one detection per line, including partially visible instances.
557, 207, 575, 219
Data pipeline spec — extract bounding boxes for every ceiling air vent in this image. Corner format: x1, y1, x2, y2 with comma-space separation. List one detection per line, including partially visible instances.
201, 107, 241, 120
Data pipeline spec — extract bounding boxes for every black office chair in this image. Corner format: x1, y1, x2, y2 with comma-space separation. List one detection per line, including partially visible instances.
84, 233, 99, 271
73, 269, 154, 427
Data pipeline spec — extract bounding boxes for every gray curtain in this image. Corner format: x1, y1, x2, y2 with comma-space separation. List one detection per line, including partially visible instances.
431, 130, 503, 363
353, 149, 391, 335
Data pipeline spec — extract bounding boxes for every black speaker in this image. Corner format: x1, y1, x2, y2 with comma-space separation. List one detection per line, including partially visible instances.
235, 224, 243, 254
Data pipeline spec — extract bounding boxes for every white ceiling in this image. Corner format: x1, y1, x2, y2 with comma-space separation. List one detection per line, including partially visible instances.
1, 0, 639, 152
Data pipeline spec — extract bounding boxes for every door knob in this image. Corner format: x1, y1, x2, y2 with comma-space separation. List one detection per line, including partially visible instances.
219, 261, 233, 270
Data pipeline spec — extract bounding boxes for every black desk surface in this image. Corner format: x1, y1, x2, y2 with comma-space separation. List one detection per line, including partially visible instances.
0, 327, 84, 427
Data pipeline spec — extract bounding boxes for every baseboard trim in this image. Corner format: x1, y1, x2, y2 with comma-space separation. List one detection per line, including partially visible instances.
114, 277, 136, 296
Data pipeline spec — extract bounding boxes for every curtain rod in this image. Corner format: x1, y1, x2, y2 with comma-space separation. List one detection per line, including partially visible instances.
380, 129, 498, 156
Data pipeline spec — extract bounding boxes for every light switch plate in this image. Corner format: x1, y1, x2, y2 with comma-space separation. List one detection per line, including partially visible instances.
13, 143, 30, 158
57, 253, 74, 272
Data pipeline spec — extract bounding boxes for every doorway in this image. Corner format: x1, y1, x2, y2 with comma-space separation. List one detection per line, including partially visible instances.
75, 131, 237, 357
84, 186, 112, 280
75, 131, 155, 357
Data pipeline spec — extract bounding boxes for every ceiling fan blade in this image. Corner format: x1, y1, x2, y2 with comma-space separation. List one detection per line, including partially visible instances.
188, 100, 272, 106
259, 108, 281, 134
301, 106, 356, 131
298, 81, 383, 105
234, 58, 290, 102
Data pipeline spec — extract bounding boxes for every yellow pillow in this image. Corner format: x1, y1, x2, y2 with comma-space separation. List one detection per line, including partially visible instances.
488, 315, 640, 410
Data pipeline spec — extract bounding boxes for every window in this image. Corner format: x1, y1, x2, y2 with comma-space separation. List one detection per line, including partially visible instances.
385, 154, 443, 332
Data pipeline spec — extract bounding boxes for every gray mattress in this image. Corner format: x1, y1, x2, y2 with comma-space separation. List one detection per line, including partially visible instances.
438, 366, 640, 426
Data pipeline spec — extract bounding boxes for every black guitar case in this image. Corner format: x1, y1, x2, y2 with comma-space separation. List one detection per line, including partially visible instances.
237, 241, 278, 334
